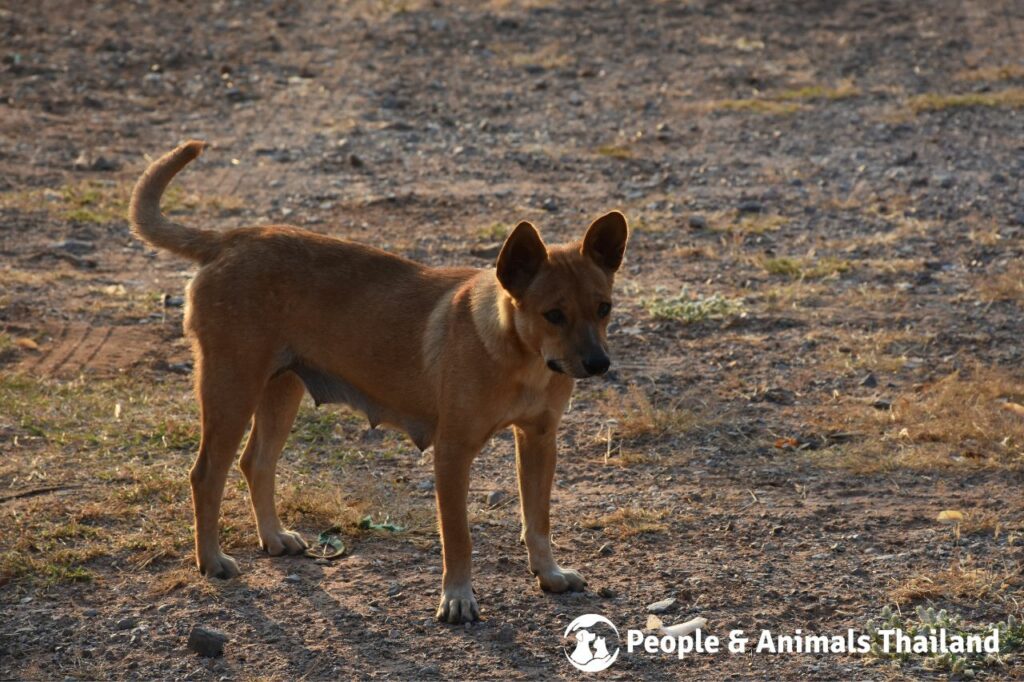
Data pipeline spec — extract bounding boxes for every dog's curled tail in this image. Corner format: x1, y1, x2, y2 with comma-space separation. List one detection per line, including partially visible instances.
129, 140, 221, 263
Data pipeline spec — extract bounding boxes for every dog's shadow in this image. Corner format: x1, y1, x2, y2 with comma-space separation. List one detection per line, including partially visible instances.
194, 541, 540, 677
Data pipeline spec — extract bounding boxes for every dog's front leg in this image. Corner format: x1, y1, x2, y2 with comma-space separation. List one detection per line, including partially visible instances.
514, 423, 587, 593
433, 438, 480, 623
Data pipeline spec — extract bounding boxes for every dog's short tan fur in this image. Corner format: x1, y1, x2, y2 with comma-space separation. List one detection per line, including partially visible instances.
128, 141, 629, 623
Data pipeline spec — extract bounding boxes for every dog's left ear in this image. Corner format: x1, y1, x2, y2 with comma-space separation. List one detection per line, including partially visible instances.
582, 211, 629, 272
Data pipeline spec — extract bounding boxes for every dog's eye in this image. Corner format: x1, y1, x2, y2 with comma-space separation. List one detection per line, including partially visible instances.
543, 309, 567, 325
597, 302, 612, 318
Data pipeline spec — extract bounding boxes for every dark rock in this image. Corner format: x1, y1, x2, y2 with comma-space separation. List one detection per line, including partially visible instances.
858, 373, 877, 388
598, 586, 616, 598
114, 617, 137, 631
893, 150, 918, 166
688, 214, 707, 230
90, 156, 120, 172
738, 200, 762, 214
758, 387, 795, 405
872, 399, 892, 410
160, 294, 184, 308
485, 490, 506, 507
187, 626, 227, 658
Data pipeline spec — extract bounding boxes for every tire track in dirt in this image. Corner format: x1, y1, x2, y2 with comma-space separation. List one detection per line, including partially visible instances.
21, 323, 171, 378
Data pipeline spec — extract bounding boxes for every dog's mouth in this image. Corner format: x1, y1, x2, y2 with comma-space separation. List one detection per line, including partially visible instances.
546, 359, 565, 374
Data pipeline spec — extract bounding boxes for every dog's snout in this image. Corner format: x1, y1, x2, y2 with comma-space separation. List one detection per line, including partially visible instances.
582, 353, 610, 376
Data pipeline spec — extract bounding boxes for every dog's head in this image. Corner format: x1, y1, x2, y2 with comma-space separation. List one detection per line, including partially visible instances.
495, 211, 628, 379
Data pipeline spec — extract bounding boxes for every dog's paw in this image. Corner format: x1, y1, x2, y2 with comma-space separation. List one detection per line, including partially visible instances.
436, 585, 480, 624
260, 529, 308, 556
198, 552, 240, 580
536, 566, 587, 593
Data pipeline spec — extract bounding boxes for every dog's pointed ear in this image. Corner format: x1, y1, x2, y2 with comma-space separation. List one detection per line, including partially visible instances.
582, 211, 629, 272
496, 221, 547, 299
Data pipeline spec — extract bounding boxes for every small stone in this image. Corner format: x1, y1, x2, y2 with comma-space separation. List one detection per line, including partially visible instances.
647, 597, 676, 613
82, 609, 99, 617
872, 399, 892, 410
541, 197, 558, 212
597, 542, 614, 556
348, 153, 364, 168
387, 583, 402, 597
90, 156, 120, 172
416, 480, 434, 492
156, 604, 172, 614
858, 373, 877, 388
688, 215, 707, 230
761, 387, 795, 405
187, 626, 227, 658
934, 173, 955, 189
161, 294, 184, 308
598, 586, 616, 598
417, 665, 440, 677
115, 617, 137, 631
738, 200, 762, 214
568, 92, 583, 106
283, 574, 301, 584
485, 490, 506, 507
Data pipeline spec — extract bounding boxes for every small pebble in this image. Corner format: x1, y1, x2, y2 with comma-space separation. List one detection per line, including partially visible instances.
187, 626, 227, 658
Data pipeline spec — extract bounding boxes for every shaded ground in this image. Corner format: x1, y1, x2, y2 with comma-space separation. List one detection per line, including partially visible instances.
2, 0, 1024, 679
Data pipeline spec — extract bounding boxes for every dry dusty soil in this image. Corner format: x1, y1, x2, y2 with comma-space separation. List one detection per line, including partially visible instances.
2, 1, 1024, 679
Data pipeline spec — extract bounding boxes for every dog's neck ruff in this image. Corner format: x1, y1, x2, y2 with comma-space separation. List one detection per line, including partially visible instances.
470, 272, 525, 362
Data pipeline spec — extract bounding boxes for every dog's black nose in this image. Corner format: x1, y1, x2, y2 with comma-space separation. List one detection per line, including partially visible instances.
582, 354, 610, 376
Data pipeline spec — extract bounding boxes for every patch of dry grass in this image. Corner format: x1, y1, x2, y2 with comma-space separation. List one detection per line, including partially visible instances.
954, 64, 1024, 83
908, 88, 1024, 114
595, 385, 717, 465
704, 81, 858, 116
599, 385, 700, 441
815, 366, 1024, 472
583, 507, 669, 537
890, 562, 1021, 605
759, 255, 852, 280
976, 262, 1024, 304
508, 42, 573, 70
719, 213, 788, 234
595, 144, 634, 159
774, 81, 860, 101
0, 179, 235, 226
709, 99, 804, 116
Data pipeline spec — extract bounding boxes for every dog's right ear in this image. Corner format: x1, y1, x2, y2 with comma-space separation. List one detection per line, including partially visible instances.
496, 221, 547, 299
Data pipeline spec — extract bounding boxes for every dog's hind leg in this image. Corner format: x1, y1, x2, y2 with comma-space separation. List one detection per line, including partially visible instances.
191, 358, 264, 579
239, 370, 307, 557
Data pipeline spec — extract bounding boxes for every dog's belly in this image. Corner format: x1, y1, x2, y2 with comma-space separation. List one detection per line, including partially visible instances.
283, 359, 435, 450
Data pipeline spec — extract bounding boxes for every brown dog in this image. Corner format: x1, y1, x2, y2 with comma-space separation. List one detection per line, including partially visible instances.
128, 141, 628, 623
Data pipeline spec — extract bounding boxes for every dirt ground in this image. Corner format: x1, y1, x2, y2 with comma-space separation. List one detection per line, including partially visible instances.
2, 0, 1024, 679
